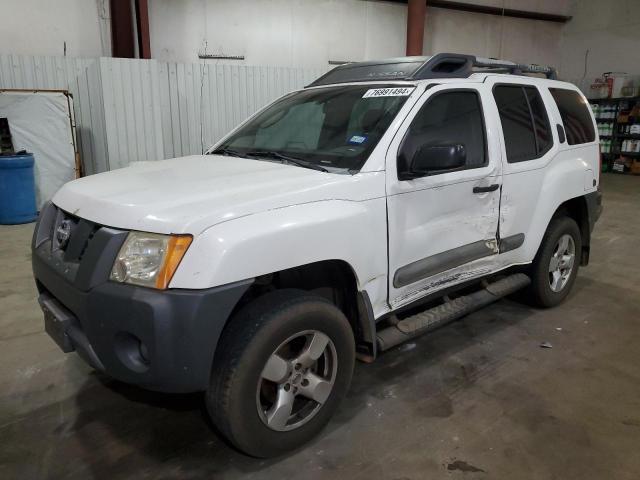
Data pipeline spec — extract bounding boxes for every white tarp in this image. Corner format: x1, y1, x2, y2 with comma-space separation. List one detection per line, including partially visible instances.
0, 91, 76, 207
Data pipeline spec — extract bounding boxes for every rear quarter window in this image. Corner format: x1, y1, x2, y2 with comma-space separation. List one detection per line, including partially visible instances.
549, 88, 595, 145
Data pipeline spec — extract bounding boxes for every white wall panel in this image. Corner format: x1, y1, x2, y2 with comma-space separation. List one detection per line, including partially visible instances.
149, 0, 409, 66
0, 55, 327, 176
98, 58, 164, 169
424, 7, 563, 69
0, 0, 110, 58
0, 92, 76, 205
0, 55, 100, 174
84, 59, 108, 174
1, 0, 571, 68
148, 0, 569, 67
159, 62, 327, 157
560, 0, 640, 80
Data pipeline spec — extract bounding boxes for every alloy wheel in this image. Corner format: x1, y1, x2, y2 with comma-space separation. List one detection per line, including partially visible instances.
256, 330, 337, 432
548, 233, 576, 292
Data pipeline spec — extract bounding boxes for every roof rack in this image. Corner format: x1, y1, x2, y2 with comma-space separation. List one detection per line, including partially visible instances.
307, 53, 557, 87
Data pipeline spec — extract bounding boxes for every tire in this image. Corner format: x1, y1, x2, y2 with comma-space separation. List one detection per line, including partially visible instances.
206, 289, 355, 458
526, 216, 582, 308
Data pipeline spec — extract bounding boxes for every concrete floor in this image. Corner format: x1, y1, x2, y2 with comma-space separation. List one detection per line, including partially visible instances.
1, 174, 639, 479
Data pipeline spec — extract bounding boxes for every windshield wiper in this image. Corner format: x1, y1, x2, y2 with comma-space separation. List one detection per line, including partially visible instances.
209, 147, 248, 158
210, 148, 329, 172
244, 151, 329, 172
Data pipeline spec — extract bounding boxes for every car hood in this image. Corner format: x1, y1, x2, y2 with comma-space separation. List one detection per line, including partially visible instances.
53, 155, 366, 234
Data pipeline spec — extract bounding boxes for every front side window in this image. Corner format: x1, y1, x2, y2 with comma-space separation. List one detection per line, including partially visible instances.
398, 90, 487, 175
549, 88, 596, 145
493, 85, 553, 163
212, 85, 414, 172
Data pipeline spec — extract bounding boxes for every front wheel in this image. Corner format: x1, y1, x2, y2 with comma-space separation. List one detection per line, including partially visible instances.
206, 289, 355, 457
526, 216, 582, 307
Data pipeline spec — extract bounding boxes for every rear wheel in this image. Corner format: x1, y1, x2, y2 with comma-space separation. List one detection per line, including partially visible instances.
526, 216, 582, 307
206, 289, 355, 457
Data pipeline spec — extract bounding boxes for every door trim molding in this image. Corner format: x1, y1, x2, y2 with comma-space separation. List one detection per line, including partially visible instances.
499, 233, 525, 253
393, 239, 495, 288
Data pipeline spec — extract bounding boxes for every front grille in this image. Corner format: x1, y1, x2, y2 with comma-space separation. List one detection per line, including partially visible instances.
35, 203, 99, 263
78, 228, 98, 262
33, 202, 102, 285
33, 203, 129, 291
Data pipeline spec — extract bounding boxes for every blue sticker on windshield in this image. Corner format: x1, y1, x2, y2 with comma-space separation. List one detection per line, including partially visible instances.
349, 135, 367, 144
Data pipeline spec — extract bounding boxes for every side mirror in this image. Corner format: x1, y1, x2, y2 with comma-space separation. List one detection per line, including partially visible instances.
408, 144, 466, 178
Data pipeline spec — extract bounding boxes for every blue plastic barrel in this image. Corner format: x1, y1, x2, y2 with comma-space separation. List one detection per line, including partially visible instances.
0, 153, 38, 224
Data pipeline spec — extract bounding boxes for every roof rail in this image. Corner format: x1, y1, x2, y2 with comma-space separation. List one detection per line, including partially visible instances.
306, 53, 557, 87
470, 56, 558, 80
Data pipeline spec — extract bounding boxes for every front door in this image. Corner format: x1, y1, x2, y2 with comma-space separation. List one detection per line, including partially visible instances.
386, 83, 504, 309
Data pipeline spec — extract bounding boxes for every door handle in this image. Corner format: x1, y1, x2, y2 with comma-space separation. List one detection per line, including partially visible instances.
473, 184, 500, 194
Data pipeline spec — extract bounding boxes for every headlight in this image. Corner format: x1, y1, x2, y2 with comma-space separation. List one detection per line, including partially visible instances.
110, 232, 192, 289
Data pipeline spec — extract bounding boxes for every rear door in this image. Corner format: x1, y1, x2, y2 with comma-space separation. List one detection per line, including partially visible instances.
484, 77, 563, 267
386, 83, 504, 309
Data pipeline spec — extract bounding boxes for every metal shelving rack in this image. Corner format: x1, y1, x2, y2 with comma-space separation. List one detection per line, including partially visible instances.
590, 96, 640, 172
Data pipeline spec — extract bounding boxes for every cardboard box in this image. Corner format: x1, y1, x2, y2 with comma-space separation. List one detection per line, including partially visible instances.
630, 159, 640, 175
612, 157, 632, 173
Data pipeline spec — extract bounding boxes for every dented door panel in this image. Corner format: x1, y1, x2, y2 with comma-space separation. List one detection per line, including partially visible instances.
386, 83, 504, 310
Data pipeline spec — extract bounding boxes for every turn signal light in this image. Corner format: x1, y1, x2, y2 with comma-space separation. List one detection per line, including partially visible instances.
155, 235, 193, 289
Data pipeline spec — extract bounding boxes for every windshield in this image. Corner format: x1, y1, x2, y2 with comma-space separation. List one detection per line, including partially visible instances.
211, 84, 415, 172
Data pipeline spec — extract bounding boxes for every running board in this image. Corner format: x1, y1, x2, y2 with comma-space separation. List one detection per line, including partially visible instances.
376, 273, 531, 352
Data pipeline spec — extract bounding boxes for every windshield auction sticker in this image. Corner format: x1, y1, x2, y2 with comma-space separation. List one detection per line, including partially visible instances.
363, 87, 415, 98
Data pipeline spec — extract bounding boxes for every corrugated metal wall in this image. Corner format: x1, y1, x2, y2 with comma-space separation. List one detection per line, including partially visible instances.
98, 58, 165, 170
0, 55, 99, 173
158, 62, 326, 158
0, 54, 328, 175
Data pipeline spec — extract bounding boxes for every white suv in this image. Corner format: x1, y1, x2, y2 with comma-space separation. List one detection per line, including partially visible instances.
32, 54, 602, 457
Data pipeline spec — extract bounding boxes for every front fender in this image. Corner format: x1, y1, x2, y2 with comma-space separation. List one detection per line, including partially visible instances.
170, 198, 388, 309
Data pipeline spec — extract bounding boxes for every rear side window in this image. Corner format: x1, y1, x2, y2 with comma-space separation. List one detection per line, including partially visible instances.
493, 85, 553, 162
549, 88, 595, 145
526, 88, 553, 154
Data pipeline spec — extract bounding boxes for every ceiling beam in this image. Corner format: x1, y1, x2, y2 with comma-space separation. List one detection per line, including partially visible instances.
386, 0, 572, 23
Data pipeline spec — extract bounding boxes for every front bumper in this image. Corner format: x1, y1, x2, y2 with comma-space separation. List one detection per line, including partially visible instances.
32, 203, 252, 393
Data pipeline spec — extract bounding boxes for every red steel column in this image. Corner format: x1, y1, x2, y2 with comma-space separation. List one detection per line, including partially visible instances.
110, 0, 135, 58
406, 0, 427, 56
110, 0, 151, 58
135, 0, 151, 59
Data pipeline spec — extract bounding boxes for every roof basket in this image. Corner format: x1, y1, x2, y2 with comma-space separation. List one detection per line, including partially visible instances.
467, 55, 558, 80
307, 53, 557, 87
